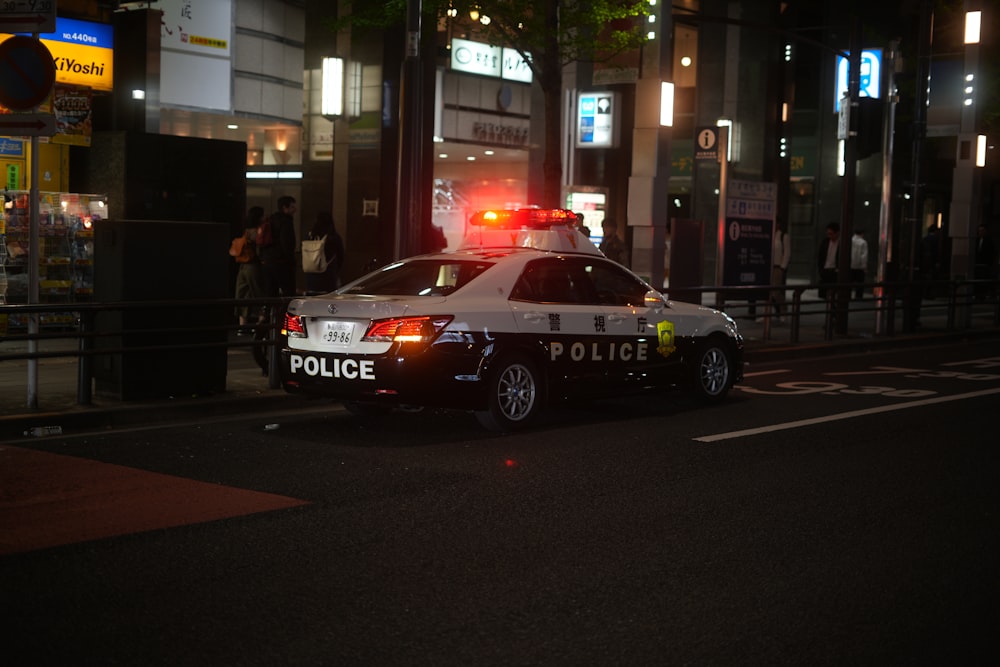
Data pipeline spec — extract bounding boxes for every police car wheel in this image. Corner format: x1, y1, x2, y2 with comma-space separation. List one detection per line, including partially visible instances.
475, 355, 541, 431
691, 337, 733, 403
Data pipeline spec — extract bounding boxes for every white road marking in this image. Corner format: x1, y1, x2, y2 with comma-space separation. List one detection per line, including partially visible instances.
740, 369, 790, 378
694, 387, 1000, 442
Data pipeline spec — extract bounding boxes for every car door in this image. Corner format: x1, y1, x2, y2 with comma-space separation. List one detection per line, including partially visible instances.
508, 257, 609, 396
581, 258, 684, 389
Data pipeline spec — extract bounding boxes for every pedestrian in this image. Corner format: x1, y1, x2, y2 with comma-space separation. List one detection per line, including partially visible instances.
816, 221, 840, 299
574, 212, 592, 241
234, 206, 269, 334
850, 228, 869, 299
259, 195, 298, 297
599, 219, 628, 266
768, 219, 791, 321
304, 210, 345, 294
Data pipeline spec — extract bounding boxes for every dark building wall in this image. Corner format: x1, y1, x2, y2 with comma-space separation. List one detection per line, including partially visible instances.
71, 131, 246, 231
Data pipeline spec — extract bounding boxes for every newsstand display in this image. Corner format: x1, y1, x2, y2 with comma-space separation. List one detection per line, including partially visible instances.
0, 191, 107, 329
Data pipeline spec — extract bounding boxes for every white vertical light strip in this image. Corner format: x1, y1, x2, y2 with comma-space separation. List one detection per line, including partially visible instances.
965, 10, 981, 44
433, 67, 444, 141
659, 81, 674, 126
321, 57, 344, 117
347, 61, 362, 117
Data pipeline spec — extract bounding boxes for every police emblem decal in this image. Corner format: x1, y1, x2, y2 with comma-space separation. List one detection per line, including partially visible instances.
656, 320, 677, 358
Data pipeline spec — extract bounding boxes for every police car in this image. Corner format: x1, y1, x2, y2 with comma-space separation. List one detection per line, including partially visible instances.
280, 209, 743, 431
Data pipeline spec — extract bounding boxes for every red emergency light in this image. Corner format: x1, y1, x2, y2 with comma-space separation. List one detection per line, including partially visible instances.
470, 208, 580, 229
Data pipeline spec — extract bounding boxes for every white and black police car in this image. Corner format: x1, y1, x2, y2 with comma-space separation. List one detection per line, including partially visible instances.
280, 208, 743, 431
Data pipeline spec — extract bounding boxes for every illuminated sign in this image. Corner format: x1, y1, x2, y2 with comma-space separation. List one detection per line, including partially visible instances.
3, 17, 114, 92
834, 49, 881, 112
576, 92, 619, 148
0, 137, 24, 156
159, 0, 231, 56
450, 37, 532, 83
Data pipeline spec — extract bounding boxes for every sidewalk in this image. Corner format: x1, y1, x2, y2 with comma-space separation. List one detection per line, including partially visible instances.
3, 293, 999, 440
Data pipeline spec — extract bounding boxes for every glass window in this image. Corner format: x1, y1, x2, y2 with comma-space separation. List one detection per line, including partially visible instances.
512, 258, 596, 304
340, 259, 494, 296
583, 260, 650, 306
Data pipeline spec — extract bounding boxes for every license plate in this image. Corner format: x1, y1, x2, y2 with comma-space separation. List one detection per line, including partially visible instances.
319, 320, 356, 346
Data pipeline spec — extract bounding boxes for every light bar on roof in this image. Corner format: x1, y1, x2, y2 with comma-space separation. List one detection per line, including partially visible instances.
469, 208, 578, 228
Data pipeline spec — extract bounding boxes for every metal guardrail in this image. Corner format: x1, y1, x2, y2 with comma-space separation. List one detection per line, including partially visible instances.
1, 297, 290, 407
667, 278, 1000, 344
2, 280, 999, 407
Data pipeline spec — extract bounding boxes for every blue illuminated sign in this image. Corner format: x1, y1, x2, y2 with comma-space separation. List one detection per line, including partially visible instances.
834, 49, 882, 111
16, 16, 113, 50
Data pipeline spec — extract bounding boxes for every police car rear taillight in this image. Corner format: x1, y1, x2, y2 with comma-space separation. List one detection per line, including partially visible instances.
362, 315, 453, 343
283, 313, 306, 338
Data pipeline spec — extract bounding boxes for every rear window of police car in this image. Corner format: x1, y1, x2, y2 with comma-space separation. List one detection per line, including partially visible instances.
341, 259, 495, 296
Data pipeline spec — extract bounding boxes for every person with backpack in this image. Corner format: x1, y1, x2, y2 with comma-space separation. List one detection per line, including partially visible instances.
258, 195, 298, 297
303, 210, 345, 294
233, 206, 268, 334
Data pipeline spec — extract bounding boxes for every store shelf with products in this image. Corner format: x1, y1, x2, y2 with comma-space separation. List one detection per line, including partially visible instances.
0, 191, 108, 329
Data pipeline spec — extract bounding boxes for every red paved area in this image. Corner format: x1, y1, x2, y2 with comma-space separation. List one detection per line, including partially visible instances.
0, 446, 310, 555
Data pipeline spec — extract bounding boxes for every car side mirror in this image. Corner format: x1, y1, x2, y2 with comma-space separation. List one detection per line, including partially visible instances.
644, 290, 667, 311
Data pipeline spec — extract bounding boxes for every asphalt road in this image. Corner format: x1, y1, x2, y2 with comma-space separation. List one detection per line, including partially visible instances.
2, 341, 999, 665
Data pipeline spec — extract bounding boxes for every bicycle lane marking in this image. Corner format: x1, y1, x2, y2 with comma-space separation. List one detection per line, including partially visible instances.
694, 387, 1000, 443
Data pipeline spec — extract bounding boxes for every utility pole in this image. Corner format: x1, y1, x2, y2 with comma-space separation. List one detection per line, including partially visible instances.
904, 0, 933, 332
395, 0, 424, 260
875, 40, 899, 335
949, 1, 984, 328
835, 15, 861, 335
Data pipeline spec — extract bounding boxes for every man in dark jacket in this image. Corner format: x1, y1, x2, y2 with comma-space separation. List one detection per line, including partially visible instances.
816, 221, 840, 299
259, 195, 297, 296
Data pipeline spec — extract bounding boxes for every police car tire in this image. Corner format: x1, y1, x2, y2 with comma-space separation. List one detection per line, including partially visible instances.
475, 355, 542, 432
691, 337, 733, 403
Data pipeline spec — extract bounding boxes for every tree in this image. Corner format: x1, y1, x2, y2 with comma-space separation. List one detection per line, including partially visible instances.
335, 0, 651, 207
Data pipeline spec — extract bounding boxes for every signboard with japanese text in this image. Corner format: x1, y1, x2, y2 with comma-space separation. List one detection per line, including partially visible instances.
694, 126, 719, 160
159, 0, 232, 111
2, 17, 114, 92
6, 162, 19, 189
722, 179, 776, 287
49, 85, 93, 146
0, 137, 25, 156
159, 0, 231, 56
0, 0, 56, 34
450, 37, 532, 83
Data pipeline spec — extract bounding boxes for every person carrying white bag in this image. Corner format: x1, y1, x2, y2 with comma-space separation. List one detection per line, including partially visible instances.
302, 210, 344, 294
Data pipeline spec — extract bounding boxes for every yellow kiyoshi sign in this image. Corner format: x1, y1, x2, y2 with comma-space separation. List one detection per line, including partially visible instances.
1, 17, 114, 94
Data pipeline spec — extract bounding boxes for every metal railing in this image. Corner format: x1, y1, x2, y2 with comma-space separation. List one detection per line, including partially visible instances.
2, 279, 999, 408
1, 297, 289, 408
669, 278, 1000, 344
